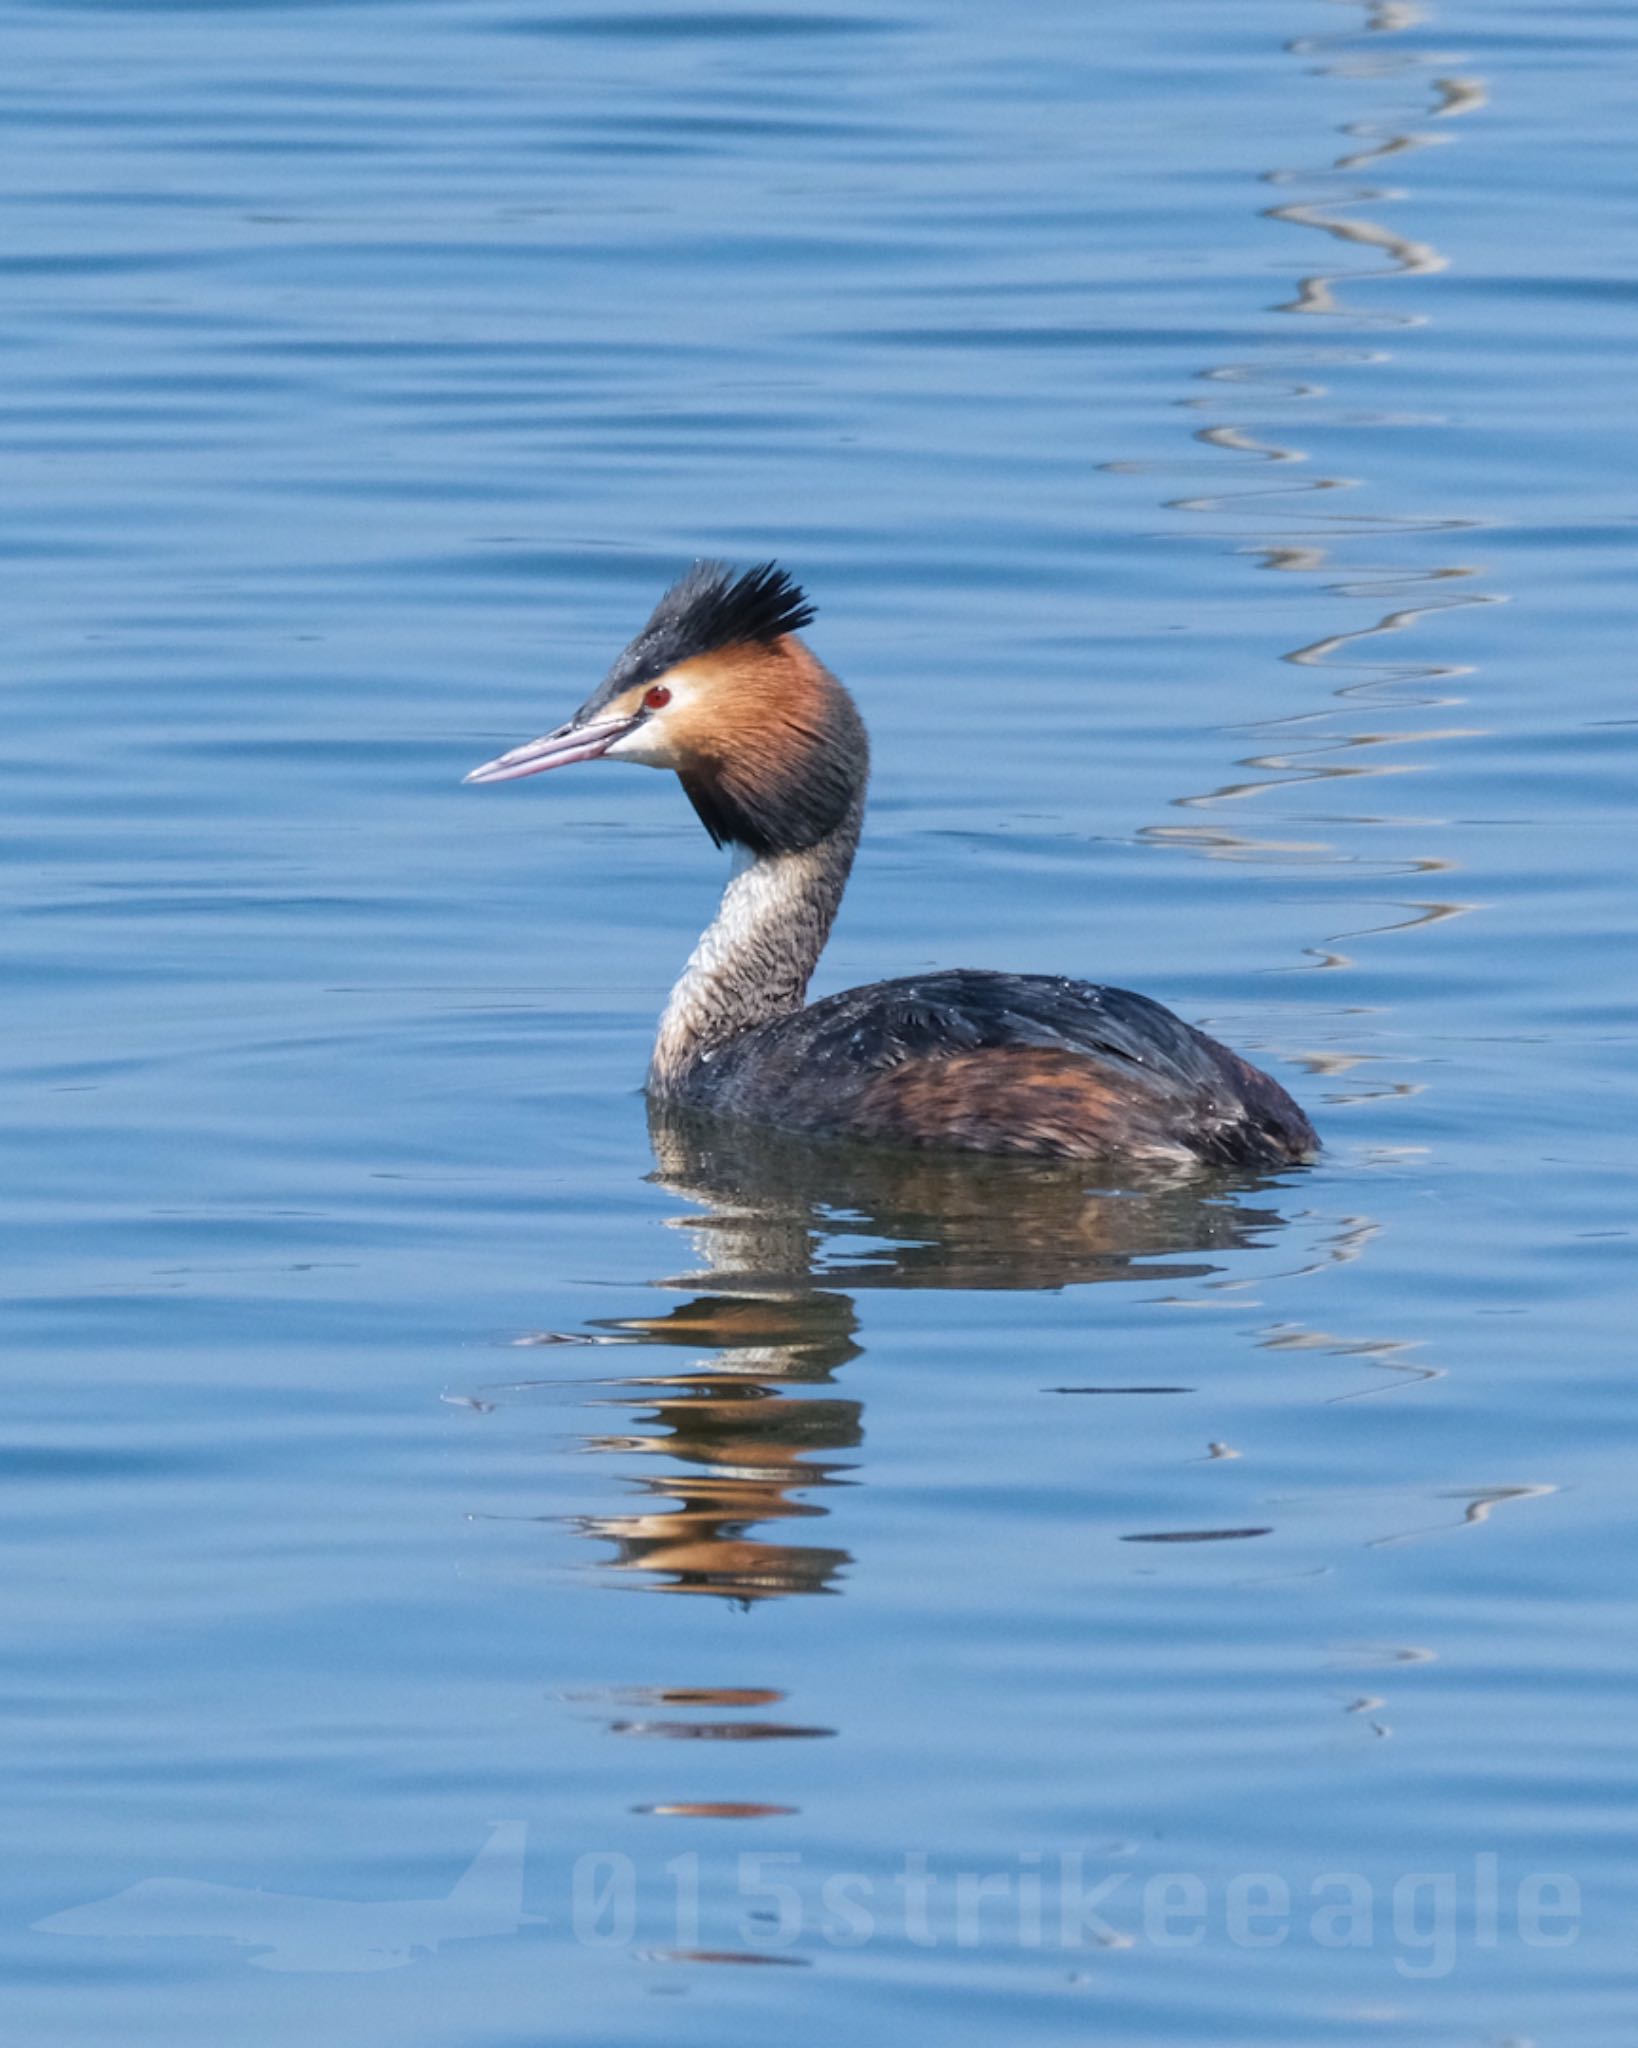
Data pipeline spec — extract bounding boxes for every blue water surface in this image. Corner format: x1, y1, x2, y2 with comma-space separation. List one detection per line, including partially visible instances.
4, 1, 1636, 2041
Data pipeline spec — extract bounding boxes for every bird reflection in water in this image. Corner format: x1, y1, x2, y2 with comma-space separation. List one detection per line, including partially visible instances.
484, 1106, 1303, 1605
567, 1286, 862, 1603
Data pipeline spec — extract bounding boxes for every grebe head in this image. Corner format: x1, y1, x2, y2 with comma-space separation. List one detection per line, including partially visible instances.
465, 560, 868, 857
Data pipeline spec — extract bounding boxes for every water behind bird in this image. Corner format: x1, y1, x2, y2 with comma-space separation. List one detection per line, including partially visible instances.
4, 1, 1636, 2042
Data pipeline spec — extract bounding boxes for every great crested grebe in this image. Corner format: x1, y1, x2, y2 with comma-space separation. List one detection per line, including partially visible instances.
465, 562, 1318, 1169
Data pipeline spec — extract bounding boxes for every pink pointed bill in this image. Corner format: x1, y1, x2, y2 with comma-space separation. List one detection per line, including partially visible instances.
463, 715, 639, 786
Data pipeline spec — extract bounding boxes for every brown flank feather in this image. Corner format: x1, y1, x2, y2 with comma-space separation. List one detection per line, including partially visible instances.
849, 1048, 1191, 1161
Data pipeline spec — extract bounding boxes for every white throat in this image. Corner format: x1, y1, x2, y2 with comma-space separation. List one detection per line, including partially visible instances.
648, 805, 861, 1096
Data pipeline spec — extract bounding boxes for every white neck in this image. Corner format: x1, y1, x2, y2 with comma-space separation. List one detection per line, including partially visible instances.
648, 802, 862, 1096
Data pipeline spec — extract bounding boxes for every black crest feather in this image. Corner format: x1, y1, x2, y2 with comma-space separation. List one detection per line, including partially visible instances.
649, 559, 815, 663
586, 561, 815, 713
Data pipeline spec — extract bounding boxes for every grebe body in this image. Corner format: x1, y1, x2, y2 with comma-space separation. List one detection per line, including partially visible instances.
466, 563, 1317, 1171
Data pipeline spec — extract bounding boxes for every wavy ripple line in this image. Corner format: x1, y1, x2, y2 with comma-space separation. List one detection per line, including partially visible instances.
1124, 0, 1502, 1025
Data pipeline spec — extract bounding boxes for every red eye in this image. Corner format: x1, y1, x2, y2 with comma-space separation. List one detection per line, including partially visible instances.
644, 685, 671, 710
